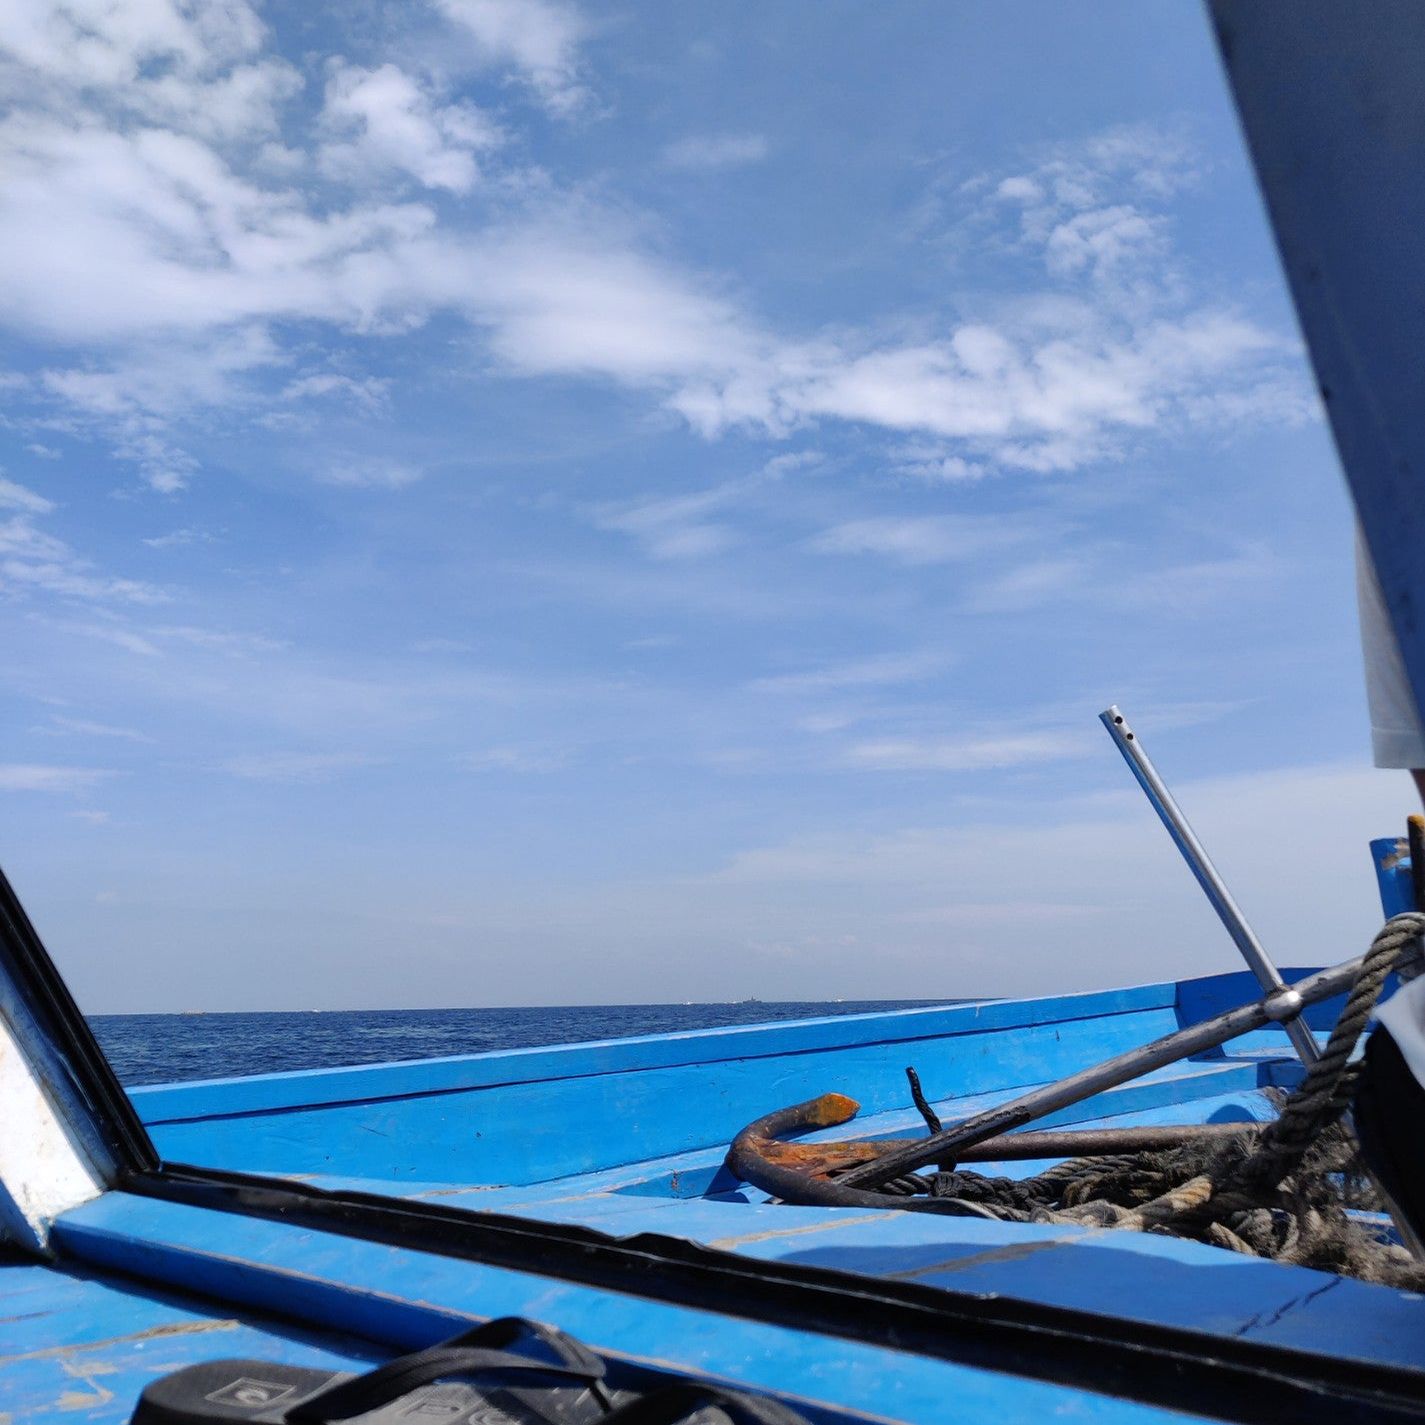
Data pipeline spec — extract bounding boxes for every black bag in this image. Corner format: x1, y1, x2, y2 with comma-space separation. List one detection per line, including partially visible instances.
1353, 1025, 1425, 1249
130, 1316, 809, 1425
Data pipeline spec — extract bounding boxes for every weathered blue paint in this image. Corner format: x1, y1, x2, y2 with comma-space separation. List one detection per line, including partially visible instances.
1373, 836, 1416, 918
0, 1257, 382, 1425
1172, 966, 1340, 1035
34, 1192, 1308, 1425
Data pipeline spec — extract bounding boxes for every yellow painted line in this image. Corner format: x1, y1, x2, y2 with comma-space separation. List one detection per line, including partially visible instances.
707, 1213, 894, 1249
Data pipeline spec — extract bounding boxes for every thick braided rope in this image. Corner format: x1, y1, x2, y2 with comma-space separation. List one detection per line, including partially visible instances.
893, 914, 1425, 1283
1110, 912, 1425, 1240
1234, 911, 1425, 1192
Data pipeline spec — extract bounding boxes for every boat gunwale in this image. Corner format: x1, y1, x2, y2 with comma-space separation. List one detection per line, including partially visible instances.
125, 969, 1333, 1126
128, 981, 1181, 1121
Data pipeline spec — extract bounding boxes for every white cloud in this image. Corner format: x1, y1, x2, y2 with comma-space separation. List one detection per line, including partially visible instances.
3, 559, 161, 603
42, 715, 153, 743
967, 557, 1088, 612
434, 0, 589, 115
0, 763, 113, 793
808, 514, 1024, 565
0, 21, 1307, 496
318, 458, 424, 490
0, 474, 54, 514
152, 625, 286, 655
661, 133, 768, 171
1043, 204, 1166, 283
318, 62, 500, 194
749, 652, 947, 695
40, 328, 282, 491
593, 485, 738, 559
281, 374, 390, 411
0, 117, 438, 346
0, 0, 282, 124
1119, 544, 1283, 608
974, 125, 1204, 318
0, 511, 166, 605
464, 744, 569, 773
589, 453, 810, 561
889, 444, 985, 483
221, 751, 372, 782
53, 620, 163, 656
843, 731, 1086, 772
142, 528, 211, 549
991, 123, 1199, 240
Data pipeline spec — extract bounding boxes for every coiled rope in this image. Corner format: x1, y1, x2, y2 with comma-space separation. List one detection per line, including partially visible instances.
842, 913, 1425, 1287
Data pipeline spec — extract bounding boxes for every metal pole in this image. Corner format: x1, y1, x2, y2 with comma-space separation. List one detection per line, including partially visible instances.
1099, 705, 1320, 1066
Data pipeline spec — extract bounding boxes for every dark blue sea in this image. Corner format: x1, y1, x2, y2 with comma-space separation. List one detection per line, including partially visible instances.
89, 1001, 943, 1086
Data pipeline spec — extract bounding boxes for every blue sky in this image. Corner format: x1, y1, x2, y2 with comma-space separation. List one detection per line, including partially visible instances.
0, 1, 1408, 1012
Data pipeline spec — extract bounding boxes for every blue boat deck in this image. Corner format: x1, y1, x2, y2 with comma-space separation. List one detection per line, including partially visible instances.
0, 1252, 382, 1425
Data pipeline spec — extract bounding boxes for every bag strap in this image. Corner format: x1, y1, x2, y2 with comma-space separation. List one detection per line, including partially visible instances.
287, 1318, 606, 1423
596, 1384, 808, 1425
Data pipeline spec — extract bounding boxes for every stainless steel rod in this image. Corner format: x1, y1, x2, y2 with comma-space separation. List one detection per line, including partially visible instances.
836, 953, 1364, 1187
1099, 704, 1320, 1067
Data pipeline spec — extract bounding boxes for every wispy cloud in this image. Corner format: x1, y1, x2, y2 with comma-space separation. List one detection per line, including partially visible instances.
808, 514, 1025, 565
590, 453, 814, 560
153, 625, 287, 655
318, 458, 424, 490
984, 122, 1199, 292
0, 473, 54, 514
280, 373, 390, 412
593, 485, 739, 560
0, 763, 114, 793
660, 133, 768, 171
843, 731, 1086, 772
0, 507, 166, 605
433, 0, 591, 115
142, 528, 213, 549
464, 744, 570, 773
49, 619, 162, 656
749, 651, 947, 695
0, 6, 1306, 498
1120, 544, 1283, 608
220, 751, 374, 782
966, 557, 1088, 612
41, 715, 153, 743
887, 444, 986, 484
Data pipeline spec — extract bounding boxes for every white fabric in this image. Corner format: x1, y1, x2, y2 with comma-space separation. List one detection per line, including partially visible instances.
1376, 972, 1425, 1094
1356, 527, 1425, 767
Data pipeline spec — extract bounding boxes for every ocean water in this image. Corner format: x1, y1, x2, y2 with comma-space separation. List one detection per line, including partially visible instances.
89, 1000, 945, 1086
